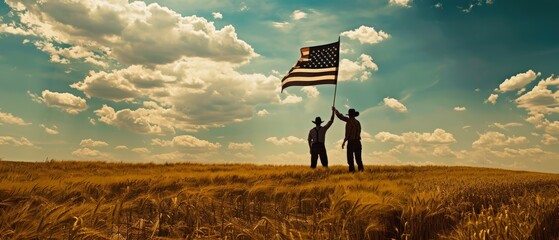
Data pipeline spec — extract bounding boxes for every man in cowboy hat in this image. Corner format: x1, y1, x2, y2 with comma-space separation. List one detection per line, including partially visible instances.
308, 109, 335, 168
333, 106, 363, 172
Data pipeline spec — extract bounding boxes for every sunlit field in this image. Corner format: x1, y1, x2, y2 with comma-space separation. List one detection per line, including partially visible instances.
1, 161, 558, 239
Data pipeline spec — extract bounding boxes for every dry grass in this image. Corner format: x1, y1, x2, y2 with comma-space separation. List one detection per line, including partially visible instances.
0, 161, 558, 239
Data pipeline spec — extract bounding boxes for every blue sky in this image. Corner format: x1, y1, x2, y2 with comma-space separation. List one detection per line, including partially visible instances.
1, 0, 559, 172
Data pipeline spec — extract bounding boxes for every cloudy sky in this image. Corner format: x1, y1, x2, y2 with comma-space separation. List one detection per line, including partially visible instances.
1, 0, 558, 172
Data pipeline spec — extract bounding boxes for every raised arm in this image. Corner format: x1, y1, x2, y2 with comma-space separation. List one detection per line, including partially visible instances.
333, 107, 349, 122
323, 109, 335, 129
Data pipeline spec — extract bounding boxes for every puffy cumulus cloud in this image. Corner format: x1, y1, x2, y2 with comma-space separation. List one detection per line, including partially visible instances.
491, 122, 522, 130
114, 145, 128, 150
212, 12, 223, 19
262, 151, 308, 165
498, 70, 540, 92
383, 97, 408, 113
80, 138, 109, 148
472, 131, 528, 149
515, 75, 559, 115
375, 128, 456, 145
0, 111, 31, 125
389, 0, 412, 7
372, 129, 460, 161
257, 109, 270, 117
33, 41, 107, 67
2, 0, 256, 66
132, 148, 150, 154
291, 10, 307, 20
490, 147, 546, 160
272, 21, 289, 29
0, 136, 34, 147
29, 90, 88, 114
301, 86, 319, 98
338, 54, 378, 81
486, 94, 498, 104
341, 26, 390, 45
525, 112, 547, 129
546, 121, 559, 136
453, 106, 466, 112
266, 136, 305, 146
542, 134, 558, 145
40, 124, 59, 135
79, 59, 280, 132
72, 148, 110, 159
151, 135, 221, 150
94, 104, 177, 135
70, 66, 175, 102
228, 142, 254, 151
281, 93, 303, 104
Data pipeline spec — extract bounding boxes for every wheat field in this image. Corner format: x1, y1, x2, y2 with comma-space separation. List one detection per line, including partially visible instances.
0, 161, 558, 239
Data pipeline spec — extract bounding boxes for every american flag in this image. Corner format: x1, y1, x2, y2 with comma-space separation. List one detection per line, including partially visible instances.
281, 40, 340, 91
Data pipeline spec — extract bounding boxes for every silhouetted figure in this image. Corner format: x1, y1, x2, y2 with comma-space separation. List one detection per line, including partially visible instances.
308, 110, 334, 168
333, 107, 363, 172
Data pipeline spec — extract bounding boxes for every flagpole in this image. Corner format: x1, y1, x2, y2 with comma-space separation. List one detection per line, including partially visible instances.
332, 36, 340, 107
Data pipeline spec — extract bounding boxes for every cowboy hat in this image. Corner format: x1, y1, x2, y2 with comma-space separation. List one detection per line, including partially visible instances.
348, 108, 360, 117
312, 116, 324, 124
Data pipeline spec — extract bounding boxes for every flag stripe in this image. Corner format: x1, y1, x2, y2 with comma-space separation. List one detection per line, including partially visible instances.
282, 71, 338, 81
282, 80, 336, 89
282, 75, 336, 84
290, 67, 337, 73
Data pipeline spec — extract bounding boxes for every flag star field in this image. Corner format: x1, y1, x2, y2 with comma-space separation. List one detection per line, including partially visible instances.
0, 0, 559, 172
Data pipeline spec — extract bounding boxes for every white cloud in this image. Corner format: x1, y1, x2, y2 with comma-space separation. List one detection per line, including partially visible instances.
453, 106, 466, 112
40, 124, 59, 135
375, 128, 456, 144
94, 104, 177, 135
151, 135, 221, 150
272, 21, 289, 29
3, 0, 256, 66
546, 121, 559, 136
515, 75, 559, 115
263, 151, 308, 165
498, 70, 540, 92
72, 148, 110, 159
132, 148, 150, 154
542, 134, 558, 145
0, 111, 30, 125
383, 97, 408, 113
338, 54, 378, 81
389, 0, 412, 7
472, 131, 528, 149
434, 2, 442, 8
114, 145, 128, 150
372, 129, 459, 161
362, 131, 375, 143
301, 86, 320, 98
266, 136, 305, 146
492, 122, 523, 130
291, 10, 307, 20
78, 59, 280, 133
29, 90, 88, 114
212, 12, 223, 19
486, 93, 498, 104
281, 93, 303, 104
228, 142, 254, 151
257, 109, 270, 117
0, 136, 34, 147
80, 139, 109, 148
341, 26, 390, 45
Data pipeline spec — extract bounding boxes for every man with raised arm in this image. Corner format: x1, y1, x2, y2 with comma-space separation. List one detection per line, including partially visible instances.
333, 106, 363, 172
308, 109, 335, 168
